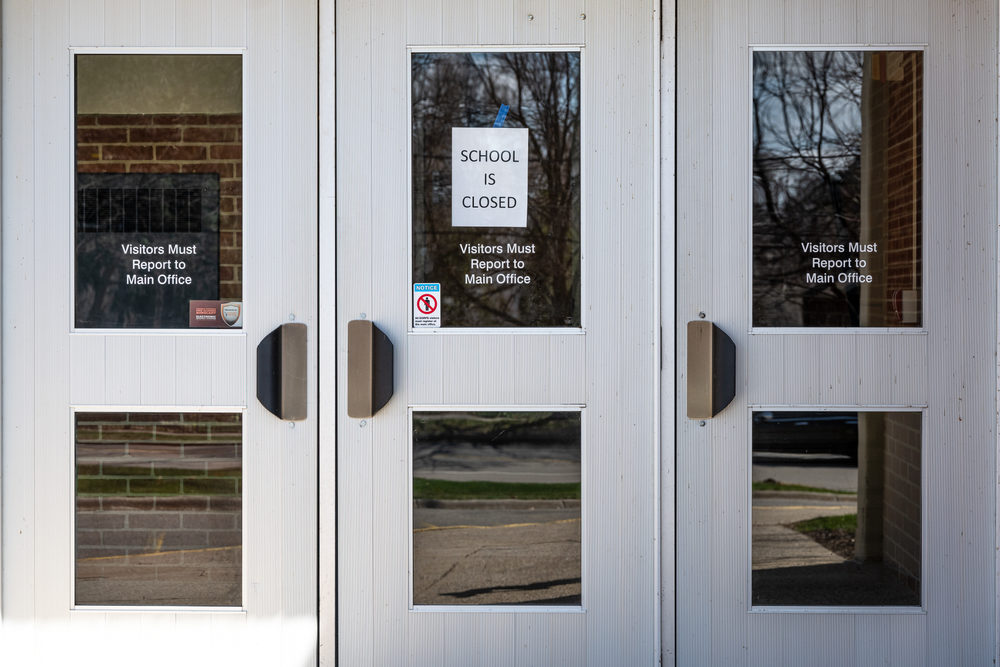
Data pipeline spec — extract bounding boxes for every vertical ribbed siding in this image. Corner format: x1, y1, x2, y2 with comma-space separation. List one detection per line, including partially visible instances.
680, 0, 998, 664
336, 0, 376, 662
338, 0, 657, 663
676, 0, 715, 659
3, 0, 39, 625
5, 0, 318, 663
32, 0, 73, 629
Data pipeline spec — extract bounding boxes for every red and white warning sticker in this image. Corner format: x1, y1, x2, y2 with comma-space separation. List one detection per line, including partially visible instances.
413, 283, 441, 328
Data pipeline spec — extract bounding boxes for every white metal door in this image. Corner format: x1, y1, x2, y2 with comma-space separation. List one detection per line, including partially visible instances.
330, 1, 660, 663
677, 0, 996, 664
2, 2, 317, 664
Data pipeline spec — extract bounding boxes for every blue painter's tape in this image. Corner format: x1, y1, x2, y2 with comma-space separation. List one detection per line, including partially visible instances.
493, 104, 509, 128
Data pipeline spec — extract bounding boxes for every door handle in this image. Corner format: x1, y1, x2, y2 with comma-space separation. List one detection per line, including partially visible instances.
347, 319, 394, 418
256, 322, 308, 420
686, 320, 736, 419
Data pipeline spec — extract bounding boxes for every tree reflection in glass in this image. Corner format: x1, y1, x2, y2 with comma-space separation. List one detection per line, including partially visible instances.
412, 52, 581, 327
753, 51, 922, 327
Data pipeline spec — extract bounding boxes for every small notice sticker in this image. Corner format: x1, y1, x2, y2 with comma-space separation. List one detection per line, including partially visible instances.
189, 300, 243, 328
413, 283, 441, 328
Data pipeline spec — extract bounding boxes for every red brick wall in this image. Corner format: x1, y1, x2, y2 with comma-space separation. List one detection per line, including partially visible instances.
884, 53, 922, 323
76, 113, 242, 301
882, 412, 921, 592
75, 412, 241, 606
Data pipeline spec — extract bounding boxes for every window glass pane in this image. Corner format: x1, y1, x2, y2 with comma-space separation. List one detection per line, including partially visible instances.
411, 52, 581, 328
752, 411, 921, 606
412, 411, 581, 605
753, 51, 922, 327
75, 412, 242, 607
75, 55, 243, 329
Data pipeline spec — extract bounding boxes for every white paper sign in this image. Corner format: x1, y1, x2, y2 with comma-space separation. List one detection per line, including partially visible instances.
451, 127, 529, 228
413, 282, 441, 328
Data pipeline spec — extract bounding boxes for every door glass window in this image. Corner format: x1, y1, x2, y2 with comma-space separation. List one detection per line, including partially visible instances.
751, 410, 921, 606
412, 411, 581, 605
753, 51, 922, 328
411, 51, 581, 328
75, 412, 242, 607
74, 54, 243, 329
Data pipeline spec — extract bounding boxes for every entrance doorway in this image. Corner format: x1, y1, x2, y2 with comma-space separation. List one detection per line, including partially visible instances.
676, 0, 997, 663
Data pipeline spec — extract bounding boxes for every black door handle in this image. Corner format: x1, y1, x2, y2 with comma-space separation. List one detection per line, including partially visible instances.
256, 323, 308, 420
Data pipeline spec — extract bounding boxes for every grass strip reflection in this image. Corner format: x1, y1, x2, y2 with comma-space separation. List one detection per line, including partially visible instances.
752, 480, 856, 495
413, 478, 580, 500
414, 517, 581, 533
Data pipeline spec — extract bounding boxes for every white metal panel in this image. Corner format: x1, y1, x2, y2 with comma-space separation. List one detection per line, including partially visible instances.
819, 0, 857, 44
746, 334, 782, 403
549, 334, 585, 404
140, 0, 175, 45
407, 613, 445, 661
70, 0, 106, 46
2, 0, 316, 659
210, 336, 246, 405
32, 0, 73, 623
853, 614, 928, 667
211, 0, 246, 46
479, 335, 517, 403
923, 0, 997, 662
441, 614, 481, 667
139, 336, 176, 404
408, 335, 445, 403
105, 0, 141, 45
175, 0, 212, 46
548, 0, 584, 45
583, 2, 658, 664
676, 0, 994, 664
513, 335, 550, 403
708, 3, 751, 663
818, 336, 859, 404
781, 335, 819, 399
750, 334, 929, 407
442, 0, 477, 44
675, 0, 715, 660
513, 0, 549, 45
856, 334, 895, 405
407, 0, 442, 45
856, 1, 894, 45
891, 0, 928, 45
890, 335, 928, 406
411, 334, 587, 405
276, 0, 319, 636
1, 0, 38, 621
105, 336, 143, 404
369, 0, 410, 662
70, 336, 107, 404
442, 336, 480, 404
335, 0, 376, 662
748, 0, 784, 44
660, 0, 678, 660
782, 0, 822, 44
477, 0, 513, 45
337, 0, 658, 664
748, 613, 858, 666
174, 336, 213, 405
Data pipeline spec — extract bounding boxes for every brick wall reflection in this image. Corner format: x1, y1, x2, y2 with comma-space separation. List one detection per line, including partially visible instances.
76, 114, 243, 301
75, 412, 241, 607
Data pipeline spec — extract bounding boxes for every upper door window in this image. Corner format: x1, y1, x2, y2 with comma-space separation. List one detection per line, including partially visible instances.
753, 51, 923, 328
411, 51, 581, 329
75, 54, 243, 329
